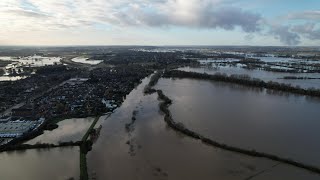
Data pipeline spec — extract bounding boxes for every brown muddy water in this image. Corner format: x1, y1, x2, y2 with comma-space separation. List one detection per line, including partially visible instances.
155, 78, 320, 168
0, 76, 319, 180
26, 117, 95, 145
0, 147, 79, 180
87, 76, 320, 180
178, 66, 320, 89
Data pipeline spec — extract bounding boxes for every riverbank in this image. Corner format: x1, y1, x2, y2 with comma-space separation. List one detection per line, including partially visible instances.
80, 115, 110, 180
144, 71, 162, 94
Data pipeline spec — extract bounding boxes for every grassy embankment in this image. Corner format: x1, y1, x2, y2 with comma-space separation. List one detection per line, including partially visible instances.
0, 141, 81, 153
80, 116, 101, 180
144, 71, 162, 94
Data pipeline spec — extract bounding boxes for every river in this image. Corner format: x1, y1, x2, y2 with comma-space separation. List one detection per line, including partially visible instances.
179, 66, 320, 89
87, 76, 320, 179
155, 78, 320, 168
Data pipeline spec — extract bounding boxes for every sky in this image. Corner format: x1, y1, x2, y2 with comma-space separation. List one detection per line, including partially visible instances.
0, 0, 319, 46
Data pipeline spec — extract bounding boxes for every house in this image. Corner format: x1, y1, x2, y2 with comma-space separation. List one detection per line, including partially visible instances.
11, 108, 34, 118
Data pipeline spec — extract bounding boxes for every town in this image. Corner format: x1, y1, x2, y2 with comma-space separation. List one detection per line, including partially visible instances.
0, 48, 194, 147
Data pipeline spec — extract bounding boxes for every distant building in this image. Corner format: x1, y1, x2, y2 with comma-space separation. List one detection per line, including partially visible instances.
65, 78, 88, 85
0, 118, 44, 138
11, 108, 34, 118
0, 116, 11, 123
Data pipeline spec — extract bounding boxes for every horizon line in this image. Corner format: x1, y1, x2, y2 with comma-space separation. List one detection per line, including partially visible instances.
0, 45, 320, 48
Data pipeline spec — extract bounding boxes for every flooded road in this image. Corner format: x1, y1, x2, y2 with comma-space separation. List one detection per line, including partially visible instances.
87, 76, 320, 179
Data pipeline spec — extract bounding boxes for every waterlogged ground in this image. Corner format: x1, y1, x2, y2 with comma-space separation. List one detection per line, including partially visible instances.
155, 78, 320, 168
179, 66, 320, 89
87, 76, 320, 179
71, 57, 103, 65
0, 74, 319, 179
0, 55, 62, 81
0, 56, 62, 67
0, 75, 27, 81
0, 147, 79, 180
26, 117, 95, 145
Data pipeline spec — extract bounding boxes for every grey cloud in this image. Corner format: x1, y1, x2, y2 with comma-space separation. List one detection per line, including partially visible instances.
118, 5, 262, 33
266, 10, 320, 45
287, 10, 320, 21
292, 23, 320, 40
2, 1, 263, 36
270, 25, 300, 45
268, 23, 320, 45
198, 7, 261, 32
3, 0, 319, 46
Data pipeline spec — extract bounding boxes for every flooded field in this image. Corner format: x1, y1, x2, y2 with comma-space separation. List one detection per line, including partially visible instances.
26, 118, 94, 145
0, 147, 79, 180
253, 56, 320, 64
0, 55, 62, 81
87, 76, 320, 179
179, 66, 320, 89
0, 76, 27, 81
71, 57, 103, 65
156, 78, 320, 168
0, 56, 62, 67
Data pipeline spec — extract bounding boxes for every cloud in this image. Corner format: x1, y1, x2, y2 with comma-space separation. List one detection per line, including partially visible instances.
266, 10, 320, 45
197, 7, 261, 32
5, 9, 49, 18
287, 10, 320, 21
0, 0, 262, 33
292, 23, 320, 40
113, 1, 262, 32
270, 25, 301, 45
0, 0, 319, 45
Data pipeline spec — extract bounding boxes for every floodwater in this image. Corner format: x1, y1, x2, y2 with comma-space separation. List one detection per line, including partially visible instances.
0, 55, 62, 81
0, 56, 62, 67
0, 147, 79, 180
26, 117, 94, 145
254, 56, 319, 64
179, 66, 320, 89
156, 78, 320, 168
87, 76, 320, 179
71, 57, 103, 65
0, 76, 27, 81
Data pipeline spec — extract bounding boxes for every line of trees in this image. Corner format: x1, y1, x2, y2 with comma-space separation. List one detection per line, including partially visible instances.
164, 70, 320, 97
144, 71, 162, 94
282, 76, 320, 80
156, 89, 320, 175
0, 141, 81, 152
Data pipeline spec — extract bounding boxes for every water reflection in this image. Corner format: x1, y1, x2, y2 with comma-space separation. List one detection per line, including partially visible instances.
26, 117, 94, 144
87, 76, 320, 179
71, 57, 103, 65
156, 78, 320, 168
178, 66, 320, 89
0, 147, 79, 180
